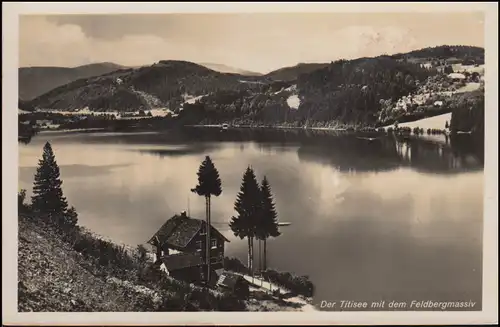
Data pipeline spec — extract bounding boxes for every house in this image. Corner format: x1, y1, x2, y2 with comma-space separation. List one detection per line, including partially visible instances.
35, 119, 52, 126
147, 211, 230, 286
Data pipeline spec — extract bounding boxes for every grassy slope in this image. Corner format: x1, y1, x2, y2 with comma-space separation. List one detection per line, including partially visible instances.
18, 214, 144, 311
395, 112, 451, 130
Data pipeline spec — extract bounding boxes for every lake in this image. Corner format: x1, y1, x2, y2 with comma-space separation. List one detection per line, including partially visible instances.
18, 128, 484, 310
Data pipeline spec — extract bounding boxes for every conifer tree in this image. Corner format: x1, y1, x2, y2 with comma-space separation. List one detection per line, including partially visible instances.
257, 176, 281, 272
229, 167, 260, 274
191, 155, 222, 284
31, 142, 68, 220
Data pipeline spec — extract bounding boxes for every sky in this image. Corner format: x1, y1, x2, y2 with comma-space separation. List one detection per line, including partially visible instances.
19, 12, 484, 73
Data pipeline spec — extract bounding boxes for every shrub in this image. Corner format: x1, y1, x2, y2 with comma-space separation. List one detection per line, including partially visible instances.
18, 189, 30, 213
215, 292, 247, 311
224, 257, 251, 275
66, 227, 138, 274
156, 291, 194, 311
135, 244, 149, 264
59, 206, 78, 231
132, 293, 158, 311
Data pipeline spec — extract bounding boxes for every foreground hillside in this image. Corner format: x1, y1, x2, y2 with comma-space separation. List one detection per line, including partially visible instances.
18, 214, 146, 311
24, 45, 484, 127
18, 212, 313, 312
19, 63, 126, 101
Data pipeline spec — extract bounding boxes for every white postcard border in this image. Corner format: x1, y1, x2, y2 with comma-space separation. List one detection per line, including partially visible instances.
2, 2, 498, 325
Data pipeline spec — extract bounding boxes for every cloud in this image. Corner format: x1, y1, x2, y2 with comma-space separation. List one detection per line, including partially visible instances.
333, 25, 418, 58
19, 14, 483, 72
20, 16, 197, 67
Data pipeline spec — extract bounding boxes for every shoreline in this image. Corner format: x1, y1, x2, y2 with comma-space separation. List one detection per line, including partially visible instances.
185, 124, 350, 132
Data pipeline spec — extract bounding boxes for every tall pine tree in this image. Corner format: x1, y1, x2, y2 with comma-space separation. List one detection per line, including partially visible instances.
31, 142, 68, 220
257, 176, 281, 272
191, 155, 222, 284
229, 166, 260, 274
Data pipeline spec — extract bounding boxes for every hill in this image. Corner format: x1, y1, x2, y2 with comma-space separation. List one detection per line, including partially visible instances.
19, 62, 126, 100
24, 45, 484, 127
27, 60, 269, 112
391, 45, 485, 64
265, 63, 330, 82
199, 63, 262, 76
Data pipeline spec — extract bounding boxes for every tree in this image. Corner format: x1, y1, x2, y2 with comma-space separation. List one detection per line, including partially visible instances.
18, 189, 29, 213
191, 156, 222, 284
256, 176, 281, 272
444, 65, 454, 74
229, 167, 260, 274
64, 206, 79, 229
18, 120, 38, 144
31, 142, 69, 221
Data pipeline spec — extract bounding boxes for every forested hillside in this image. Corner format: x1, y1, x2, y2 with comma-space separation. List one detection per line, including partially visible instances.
24, 45, 484, 127
28, 61, 268, 112
265, 63, 330, 82
391, 45, 485, 64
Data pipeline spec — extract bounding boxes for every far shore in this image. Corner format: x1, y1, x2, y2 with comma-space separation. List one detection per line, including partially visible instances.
185, 124, 350, 132
31, 111, 456, 141
39, 128, 107, 133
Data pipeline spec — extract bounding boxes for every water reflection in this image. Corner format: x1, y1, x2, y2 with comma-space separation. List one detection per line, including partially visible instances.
112, 128, 483, 175
137, 144, 220, 158
295, 134, 483, 174
18, 163, 131, 183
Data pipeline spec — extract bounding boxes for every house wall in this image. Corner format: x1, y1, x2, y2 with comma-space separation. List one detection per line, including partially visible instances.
154, 225, 226, 270
183, 227, 225, 270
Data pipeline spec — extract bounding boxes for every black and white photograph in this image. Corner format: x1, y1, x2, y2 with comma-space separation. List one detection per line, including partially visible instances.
3, 2, 498, 325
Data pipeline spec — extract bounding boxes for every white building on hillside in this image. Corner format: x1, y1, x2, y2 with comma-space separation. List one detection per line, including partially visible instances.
447, 73, 466, 81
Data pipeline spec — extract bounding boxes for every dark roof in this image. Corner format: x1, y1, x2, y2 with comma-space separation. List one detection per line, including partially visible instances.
147, 214, 230, 248
217, 272, 247, 289
160, 253, 203, 271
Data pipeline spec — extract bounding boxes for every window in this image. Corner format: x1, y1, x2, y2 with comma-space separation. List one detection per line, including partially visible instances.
211, 239, 217, 249
196, 240, 202, 251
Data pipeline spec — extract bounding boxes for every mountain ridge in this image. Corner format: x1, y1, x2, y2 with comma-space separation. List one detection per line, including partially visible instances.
19, 62, 128, 101
22, 45, 485, 127
198, 63, 262, 76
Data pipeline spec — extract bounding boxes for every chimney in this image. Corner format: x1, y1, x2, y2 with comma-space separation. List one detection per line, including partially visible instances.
180, 210, 187, 218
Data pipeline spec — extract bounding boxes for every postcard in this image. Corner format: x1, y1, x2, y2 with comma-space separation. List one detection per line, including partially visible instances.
3, 2, 498, 325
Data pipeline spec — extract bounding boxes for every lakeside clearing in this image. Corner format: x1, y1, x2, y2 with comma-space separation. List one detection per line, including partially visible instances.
391, 112, 452, 130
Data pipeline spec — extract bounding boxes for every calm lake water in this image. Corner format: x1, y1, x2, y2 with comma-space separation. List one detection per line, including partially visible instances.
18, 128, 484, 309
